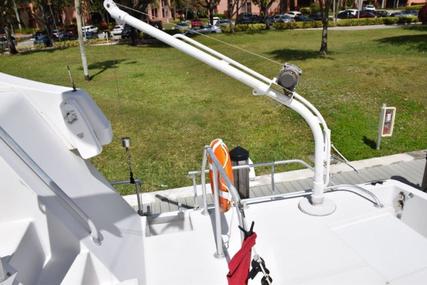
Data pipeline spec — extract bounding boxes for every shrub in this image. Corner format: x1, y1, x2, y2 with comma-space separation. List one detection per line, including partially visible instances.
397, 16, 418, 24
300, 7, 311, 15
383, 17, 398, 25
419, 4, 427, 24
220, 25, 233, 33
272, 22, 296, 30
405, 5, 424, 11
235, 24, 266, 32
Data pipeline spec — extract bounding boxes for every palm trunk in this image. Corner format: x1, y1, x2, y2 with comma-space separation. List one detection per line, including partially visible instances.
319, 0, 329, 56
5, 24, 18, 55
75, 0, 90, 81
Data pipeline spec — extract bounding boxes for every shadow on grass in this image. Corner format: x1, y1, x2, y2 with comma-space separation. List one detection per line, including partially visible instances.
20, 46, 67, 55
268, 48, 333, 61
402, 25, 427, 32
376, 34, 427, 52
363, 136, 377, 150
85, 59, 130, 79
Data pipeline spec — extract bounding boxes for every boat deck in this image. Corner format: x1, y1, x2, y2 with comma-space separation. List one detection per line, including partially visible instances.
124, 151, 426, 216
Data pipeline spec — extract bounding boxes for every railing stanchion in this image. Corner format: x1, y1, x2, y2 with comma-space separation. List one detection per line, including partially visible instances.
271, 162, 276, 195
212, 164, 224, 258
192, 174, 199, 209
134, 179, 143, 216
201, 147, 209, 215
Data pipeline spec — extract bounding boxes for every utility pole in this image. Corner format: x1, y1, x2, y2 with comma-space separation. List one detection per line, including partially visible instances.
74, 0, 90, 81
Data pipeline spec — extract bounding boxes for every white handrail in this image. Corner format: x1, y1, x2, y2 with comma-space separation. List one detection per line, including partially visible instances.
0, 126, 101, 244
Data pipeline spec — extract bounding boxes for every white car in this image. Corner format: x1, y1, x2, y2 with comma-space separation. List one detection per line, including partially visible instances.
285, 11, 302, 18
339, 9, 358, 16
111, 25, 124, 36
364, 4, 376, 11
82, 25, 98, 34
212, 17, 220, 26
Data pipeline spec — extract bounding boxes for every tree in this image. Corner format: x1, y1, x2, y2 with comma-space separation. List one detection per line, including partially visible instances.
226, 0, 245, 32
198, 0, 220, 24
253, 0, 275, 18
0, 0, 19, 54
75, 0, 90, 80
319, 0, 331, 56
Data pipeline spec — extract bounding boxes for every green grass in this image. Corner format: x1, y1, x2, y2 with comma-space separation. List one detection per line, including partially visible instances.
1, 26, 426, 194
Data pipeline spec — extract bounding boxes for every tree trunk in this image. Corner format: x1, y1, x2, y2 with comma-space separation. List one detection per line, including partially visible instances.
5, 24, 18, 55
39, 3, 53, 47
209, 5, 214, 25
75, 0, 90, 81
319, 0, 329, 56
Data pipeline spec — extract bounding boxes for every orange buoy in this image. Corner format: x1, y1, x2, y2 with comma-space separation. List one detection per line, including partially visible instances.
208, 139, 234, 212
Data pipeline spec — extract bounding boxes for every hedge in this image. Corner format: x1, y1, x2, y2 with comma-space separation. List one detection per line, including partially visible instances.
221, 16, 420, 33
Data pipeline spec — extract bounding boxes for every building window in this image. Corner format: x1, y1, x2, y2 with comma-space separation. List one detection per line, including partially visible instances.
151, 8, 158, 18
246, 2, 252, 14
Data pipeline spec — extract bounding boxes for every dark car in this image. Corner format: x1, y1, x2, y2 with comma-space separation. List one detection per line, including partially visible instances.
236, 13, 263, 24
215, 19, 232, 27
33, 31, 52, 46
295, 15, 313, 22
121, 24, 133, 39
272, 14, 294, 23
53, 30, 77, 41
337, 11, 356, 19
358, 11, 376, 18
310, 12, 323, 21
374, 10, 390, 17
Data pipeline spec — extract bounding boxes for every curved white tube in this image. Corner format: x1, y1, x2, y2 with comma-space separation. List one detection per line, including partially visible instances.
103, 0, 330, 205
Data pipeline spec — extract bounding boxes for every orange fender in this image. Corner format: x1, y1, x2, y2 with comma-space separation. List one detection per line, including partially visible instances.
208, 139, 234, 212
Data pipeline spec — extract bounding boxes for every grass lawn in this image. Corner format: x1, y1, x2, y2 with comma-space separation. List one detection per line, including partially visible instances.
1, 26, 426, 194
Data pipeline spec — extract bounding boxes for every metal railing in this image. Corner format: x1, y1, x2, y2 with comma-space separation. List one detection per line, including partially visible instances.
188, 157, 313, 210
0, 127, 101, 245
110, 178, 144, 215
200, 146, 246, 258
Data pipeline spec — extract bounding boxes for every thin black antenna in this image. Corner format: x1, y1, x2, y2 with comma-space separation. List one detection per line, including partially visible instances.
67, 65, 77, 91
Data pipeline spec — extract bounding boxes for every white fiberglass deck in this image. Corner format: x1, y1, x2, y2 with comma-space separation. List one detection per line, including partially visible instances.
142, 180, 427, 285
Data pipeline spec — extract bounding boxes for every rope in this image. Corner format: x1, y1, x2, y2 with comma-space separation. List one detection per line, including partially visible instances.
114, 2, 283, 66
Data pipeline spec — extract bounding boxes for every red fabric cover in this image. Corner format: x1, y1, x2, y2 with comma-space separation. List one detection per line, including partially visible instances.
227, 233, 257, 285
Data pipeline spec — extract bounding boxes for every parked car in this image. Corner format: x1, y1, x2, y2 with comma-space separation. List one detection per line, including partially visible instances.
215, 19, 232, 27
236, 13, 263, 24
212, 17, 220, 26
173, 21, 190, 32
186, 24, 221, 35
337, 10, 356, 19
111, 24, 124, 36
191, 19, 203, 28
33, 31, 51, 45
374, 10, 390, 17
285, 11, 302, 18
294, 14, 313, 22
121, 24, 134, 39
364, 4, 376, 11
358, 11, 376, 18
310, 12, 323, 21
272, 14, 294, 23
82, 25, 98, 34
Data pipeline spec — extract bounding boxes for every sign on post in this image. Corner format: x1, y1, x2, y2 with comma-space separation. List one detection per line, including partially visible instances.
377, 104, 396, 150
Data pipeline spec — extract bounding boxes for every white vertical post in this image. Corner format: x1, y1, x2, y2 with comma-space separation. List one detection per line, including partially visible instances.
212, 164, 224, 258
201, 147, 208, 215
192, 174, 199, 209
377, 103, 386, 150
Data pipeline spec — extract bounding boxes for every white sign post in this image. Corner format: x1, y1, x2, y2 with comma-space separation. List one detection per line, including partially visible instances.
377, 104, 396, 150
